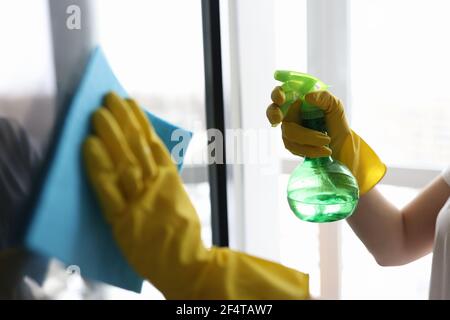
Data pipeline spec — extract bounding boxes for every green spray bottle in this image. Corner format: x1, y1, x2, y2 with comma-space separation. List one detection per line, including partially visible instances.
274, 70, 359, 222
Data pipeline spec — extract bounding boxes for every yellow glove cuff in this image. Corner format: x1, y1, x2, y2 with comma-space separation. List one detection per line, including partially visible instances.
336, 131, 386, 195
188, 248, 310, 300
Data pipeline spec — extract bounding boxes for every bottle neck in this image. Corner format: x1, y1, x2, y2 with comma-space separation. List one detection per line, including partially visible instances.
304, 156, 333, 166
301, 114, 327, 133
301, 115, 331, 165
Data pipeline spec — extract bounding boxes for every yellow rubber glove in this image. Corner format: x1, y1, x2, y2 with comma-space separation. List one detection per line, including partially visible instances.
267, 87, 386, 195
83, 92, 309, 299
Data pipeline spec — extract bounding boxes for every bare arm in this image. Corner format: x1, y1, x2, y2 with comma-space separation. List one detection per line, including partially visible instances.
347, 176, 450, 266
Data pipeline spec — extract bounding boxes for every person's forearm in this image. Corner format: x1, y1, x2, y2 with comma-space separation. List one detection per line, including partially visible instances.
401, 176, 450, 261
347, 187, 405, 266
347, 176, 450, 266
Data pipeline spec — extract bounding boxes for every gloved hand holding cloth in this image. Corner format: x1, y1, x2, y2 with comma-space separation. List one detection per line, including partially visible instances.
83, 92, 309, 299
267, 85, 386, 195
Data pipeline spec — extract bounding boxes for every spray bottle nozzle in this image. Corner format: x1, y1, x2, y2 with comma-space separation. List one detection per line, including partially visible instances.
274, 70, 328, 120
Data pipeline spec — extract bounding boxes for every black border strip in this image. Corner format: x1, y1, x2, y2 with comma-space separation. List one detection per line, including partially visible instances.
201, 0, 229, 246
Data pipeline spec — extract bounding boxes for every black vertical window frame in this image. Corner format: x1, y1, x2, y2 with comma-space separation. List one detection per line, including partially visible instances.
201, 0, 229, 246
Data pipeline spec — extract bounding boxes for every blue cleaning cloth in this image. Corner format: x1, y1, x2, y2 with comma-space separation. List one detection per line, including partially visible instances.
25, 47, 192, 292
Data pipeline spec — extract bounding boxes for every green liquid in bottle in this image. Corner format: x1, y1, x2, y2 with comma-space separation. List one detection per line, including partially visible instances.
287, 157, 359, 222
286, 117, 359, 223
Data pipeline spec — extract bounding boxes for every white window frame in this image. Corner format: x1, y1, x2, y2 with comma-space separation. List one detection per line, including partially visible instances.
49, 0, 97, 110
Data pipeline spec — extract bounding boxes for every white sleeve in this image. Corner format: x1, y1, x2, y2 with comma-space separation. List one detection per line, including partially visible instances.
442, 166, 450, 187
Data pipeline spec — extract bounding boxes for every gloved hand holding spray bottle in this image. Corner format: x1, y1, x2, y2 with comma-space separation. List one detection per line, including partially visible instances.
270, 70, 360, 223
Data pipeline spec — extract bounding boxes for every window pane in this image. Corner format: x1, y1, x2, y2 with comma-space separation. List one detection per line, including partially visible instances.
0, 0, 58, 299
0, 0, 56, 148
274, 0, 307, 73
351, 0, 450, 169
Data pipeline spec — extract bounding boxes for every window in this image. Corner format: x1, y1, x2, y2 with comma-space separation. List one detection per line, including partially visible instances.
2, 0, 446, 300
233, 0, 447, 299
351, 0, 450, 169
0, 0, 56, 148
0, 0, 211, 300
